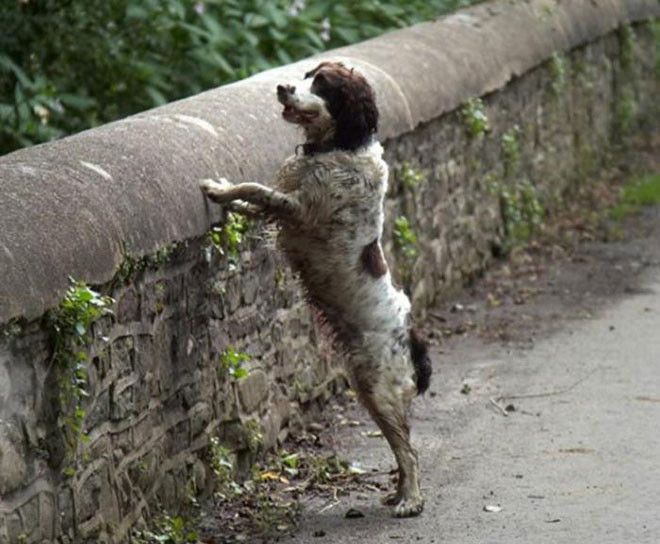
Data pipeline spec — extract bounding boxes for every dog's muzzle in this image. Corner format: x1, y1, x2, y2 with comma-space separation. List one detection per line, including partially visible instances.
277, 84, 295, 106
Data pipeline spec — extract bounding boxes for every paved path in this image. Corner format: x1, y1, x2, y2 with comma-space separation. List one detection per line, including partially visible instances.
284, 209, 660, 544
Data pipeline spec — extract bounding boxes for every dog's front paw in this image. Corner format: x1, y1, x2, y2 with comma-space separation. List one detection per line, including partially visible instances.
199, 177, 233, 203
393, 496, 424, 518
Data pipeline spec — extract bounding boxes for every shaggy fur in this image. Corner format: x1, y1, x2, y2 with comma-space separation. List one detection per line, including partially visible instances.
200, 61, 431, 517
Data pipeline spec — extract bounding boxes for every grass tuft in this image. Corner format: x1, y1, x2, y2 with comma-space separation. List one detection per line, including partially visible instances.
610, 173, 660, 221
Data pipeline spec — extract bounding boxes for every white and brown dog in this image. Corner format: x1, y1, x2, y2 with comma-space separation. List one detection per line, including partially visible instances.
200, 61, 431, 517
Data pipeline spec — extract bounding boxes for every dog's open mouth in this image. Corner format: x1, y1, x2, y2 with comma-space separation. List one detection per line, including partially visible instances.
277, 84, 319, 125
281, 104, 319, 124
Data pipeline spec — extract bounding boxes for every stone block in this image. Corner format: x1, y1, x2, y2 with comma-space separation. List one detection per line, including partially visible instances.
116, 288, 140, 324
110, 382, 134, 422
241, 273, 260, 305
127, 449, 161, 496
76, 464, 119, 529
76, 472, 101, 524
237, 369, 268, 414
19, 495, 39, 528
56, 485, 75, 535
224, 276, 242, 314
88, 434, 112, 461
85, 389, 110, 430
132, 414, 155, 448
111, 428, 133, 458
154, 471, 178, 507
165, 420, 190, 457
39, 493, 56, 541
110, 336, 135, 379
5, 514, 23, 544
217, 420, 247, 450
0, 420, 27, 496
189, 402, 212, 438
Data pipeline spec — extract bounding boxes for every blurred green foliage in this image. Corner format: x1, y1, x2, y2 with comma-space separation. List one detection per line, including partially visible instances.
0, 0, 480, 155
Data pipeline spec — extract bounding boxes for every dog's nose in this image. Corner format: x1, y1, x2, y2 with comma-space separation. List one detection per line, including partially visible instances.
277, 84, 295, 105
277, 84, 295, 97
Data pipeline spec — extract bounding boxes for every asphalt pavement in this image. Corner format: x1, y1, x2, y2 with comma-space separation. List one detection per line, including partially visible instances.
284, 207, 660, 544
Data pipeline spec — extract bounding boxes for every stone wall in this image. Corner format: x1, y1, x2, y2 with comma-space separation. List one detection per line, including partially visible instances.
0, 1, 657, 542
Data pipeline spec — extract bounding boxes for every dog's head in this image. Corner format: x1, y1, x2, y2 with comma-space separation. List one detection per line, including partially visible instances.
276, 61, 378, 153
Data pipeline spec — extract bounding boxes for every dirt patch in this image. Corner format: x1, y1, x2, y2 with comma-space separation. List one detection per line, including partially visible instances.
196, 393, 397, 543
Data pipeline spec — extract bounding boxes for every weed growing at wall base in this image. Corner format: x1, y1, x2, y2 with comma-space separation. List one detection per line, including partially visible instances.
209, 436, 243, 498
619, 23, 636, 71
501, 125, 521, 178
461, 97, 490, 138
490, 179, 544, 250
45, 279, 113, 466
397, 162, 426, 190
134, 514, 199, 544
548, 52, 567, 96
393, 215, 418, 289
615, 88, 638, 137
393, 216, 418, 258
609, 173, 660, 221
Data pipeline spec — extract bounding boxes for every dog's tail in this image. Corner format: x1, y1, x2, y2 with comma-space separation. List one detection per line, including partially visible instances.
409, 328, 432, 395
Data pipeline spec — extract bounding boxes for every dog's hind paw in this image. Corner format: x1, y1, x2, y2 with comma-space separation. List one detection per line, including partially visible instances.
381, 491, 402, 506
393, 496, 424, 518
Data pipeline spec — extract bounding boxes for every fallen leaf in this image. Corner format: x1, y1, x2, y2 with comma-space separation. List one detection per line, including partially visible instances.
348, 463, 366, 475
259, 471, 281, 481
486, 293, 501, 308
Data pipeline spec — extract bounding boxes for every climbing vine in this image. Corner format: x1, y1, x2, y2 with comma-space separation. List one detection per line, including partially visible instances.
46, 279, 113, 466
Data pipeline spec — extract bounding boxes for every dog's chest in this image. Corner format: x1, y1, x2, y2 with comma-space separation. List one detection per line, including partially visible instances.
276, 145, 387, 226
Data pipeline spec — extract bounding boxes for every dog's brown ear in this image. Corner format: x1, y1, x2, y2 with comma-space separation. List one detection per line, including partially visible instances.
333, 87, 378, 151
304, 61, 346, 79
307, 62, 378, 151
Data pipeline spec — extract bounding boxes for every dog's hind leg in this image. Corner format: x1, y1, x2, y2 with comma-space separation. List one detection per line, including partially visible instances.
357, 381, 424, 517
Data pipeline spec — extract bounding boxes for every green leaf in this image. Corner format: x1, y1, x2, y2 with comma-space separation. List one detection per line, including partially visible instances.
233, 367, 248, 379
245, 14, 270, 28
0, 54, 32, 88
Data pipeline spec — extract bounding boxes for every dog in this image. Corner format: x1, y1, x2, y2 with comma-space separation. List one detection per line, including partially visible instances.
200, 61, 431, 517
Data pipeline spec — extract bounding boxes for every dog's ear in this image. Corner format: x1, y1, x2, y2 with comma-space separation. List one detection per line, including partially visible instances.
307, 62, 379, 151
305, 61, 346, 79
333, 89, 378, 151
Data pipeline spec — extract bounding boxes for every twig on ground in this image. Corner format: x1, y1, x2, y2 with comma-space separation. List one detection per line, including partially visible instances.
495, 368, 597, 402
317, 488, 340, 513
489, 397, 509, 417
